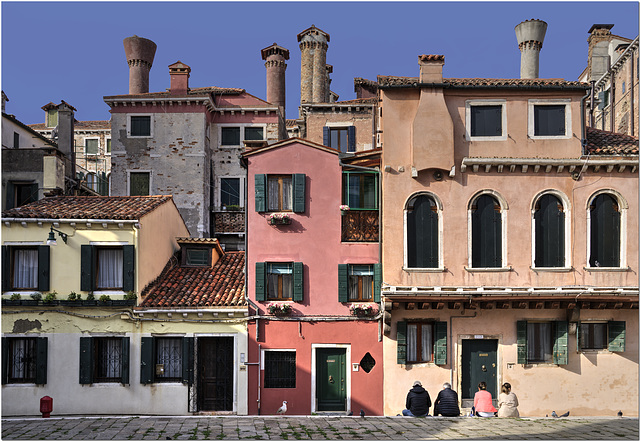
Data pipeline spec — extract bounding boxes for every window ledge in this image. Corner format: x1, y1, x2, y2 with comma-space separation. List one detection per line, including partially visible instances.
403, 267, 447, 273
468, 136, 508, 142
3, 383, 38, 387
523, 363, 561, 367
583, 266, 630, 272
578, 349, 611, 354
530, 266, 573, 273
464, 266, 513, 272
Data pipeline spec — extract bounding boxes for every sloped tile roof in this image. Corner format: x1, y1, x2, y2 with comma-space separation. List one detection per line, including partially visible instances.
336, 97, 377, 105
2, 196, 173, 220
29, 120, 110, 131
378, 75, 588, 89
139, 251, 246, 308
104, 86, 243, 100
285, 119, 300, 127
419, 54, 445, 62
586, 127, 639, 155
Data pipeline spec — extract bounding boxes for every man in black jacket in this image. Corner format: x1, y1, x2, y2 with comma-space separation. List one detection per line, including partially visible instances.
433, 382, 460, 417
402, 381, 431, 416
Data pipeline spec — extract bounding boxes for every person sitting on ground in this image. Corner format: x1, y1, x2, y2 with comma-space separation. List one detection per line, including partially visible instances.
497, 382, 519, 417
473, 381, 497, 417
402, 381, 431, 417
433, 382, 460, 417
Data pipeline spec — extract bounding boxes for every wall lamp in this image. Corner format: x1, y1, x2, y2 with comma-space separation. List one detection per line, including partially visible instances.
47, 226, 68, 245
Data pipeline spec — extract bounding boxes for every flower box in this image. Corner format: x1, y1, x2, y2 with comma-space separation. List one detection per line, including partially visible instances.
268, 213, 292, 225
267, 302, 292, 315
349, 303, 377, 317
340, 205, 350, 216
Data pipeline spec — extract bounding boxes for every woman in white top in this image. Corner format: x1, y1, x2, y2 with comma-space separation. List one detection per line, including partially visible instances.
497, 382, 519, 417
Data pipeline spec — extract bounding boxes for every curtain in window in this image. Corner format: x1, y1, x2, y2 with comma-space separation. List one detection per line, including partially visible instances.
96, 339, 121, 379
268, 179, 280, 211
97, 249, 123, 289
527, 323, 552, 362
10, 339, 35, 379
422, 325, 433, 362
267, 263, 292, 299
348, 265, 373, 300
407, 324, 417, 362
13, 249, 38, 289
156, 338, 181, 379
281, 178, 292, 210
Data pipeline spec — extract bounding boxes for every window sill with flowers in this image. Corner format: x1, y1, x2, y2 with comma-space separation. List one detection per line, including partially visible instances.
267, 302, 292, 315
350, 303, 377, 317
268, 213, 291, 225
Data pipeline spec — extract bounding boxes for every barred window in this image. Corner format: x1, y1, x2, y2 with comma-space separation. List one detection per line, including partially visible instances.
156, 338, 182, 381
264, 351, 296, 388
94, 338, 122, 382
8, 338, 36, 383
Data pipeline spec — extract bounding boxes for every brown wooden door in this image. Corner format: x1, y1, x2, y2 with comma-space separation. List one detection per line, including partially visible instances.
197, 337, 234, 411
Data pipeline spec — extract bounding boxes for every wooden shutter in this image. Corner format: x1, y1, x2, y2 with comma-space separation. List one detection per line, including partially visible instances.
35, 337, 48, 385
38, 245, 50, 292
323, 127, 330, 147
407, 196, 438, 268
590, 194, 621, 267
182, 337, 194, 385
397, 321, 407, 364
535, 195, 564, 267
347, 126, 356, 152
255, 174, 266, 212
140, 337, 154, 384
79, 337, 93, 384
5, 182, 14, 209
2, 246, 10, 292
80, 245, 95, 292
471, 195, 501, 268
1, 338, 8, 384
123, 245, 135, 292
373, 263, 381, 303
338, 264, 348, 302
293, 262, 304, 302
608, 321, 625, 352
553, 321, 568, 365
293, 174, 306, 213
516, 321, 527, 364
434, 321, 447, 365
255, 262, 266, 301
121, 337, 130, 385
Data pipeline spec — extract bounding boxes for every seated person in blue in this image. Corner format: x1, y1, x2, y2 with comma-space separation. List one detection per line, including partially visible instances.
402, 381, 431, 417
433, 382, 460, 417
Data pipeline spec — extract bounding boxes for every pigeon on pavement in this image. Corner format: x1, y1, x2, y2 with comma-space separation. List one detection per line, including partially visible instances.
559, 411, 570, 417
551, 411, 558, 418
617, 411, 623, 417
360, 409, 365, 418
276, 401, 288, 415
347, 410, 353, 416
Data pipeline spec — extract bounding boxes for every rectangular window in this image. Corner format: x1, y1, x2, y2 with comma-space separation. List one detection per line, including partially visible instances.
155, 338, 182, 381
267, 263, 293, 300
526, 322, 553, 363
343, 172, 378, 209
534, 105, 566, 136
7, 338, 36, 383
470, 105, 502, 137
12, 182, 38, 208
12, 248, 38, 289
186, 248, 209, 266
221, 127, 241, 146
13, 132, 19, 149
96, 248, 124, 290
267, 175, 292, 211
85, 139, 99, 155
93, 337, 122, 382
406, 322, 434, 363
579, 323, 607, 350
46, 110, 58, 128
264, 351, 296, 388
129, 172, 150, 196
106, 139, 112, 154
130, 116, 151, 137
244, 127, 264, 141
330, 127, 349, 152
348, 264, 373, 301
221, 178, 241, 207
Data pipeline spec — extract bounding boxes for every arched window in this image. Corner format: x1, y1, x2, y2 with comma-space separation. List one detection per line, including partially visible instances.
471, 194, 502, 268
534, 194, 565, 268
406, 194, 439, 268
589, 193, 620, 267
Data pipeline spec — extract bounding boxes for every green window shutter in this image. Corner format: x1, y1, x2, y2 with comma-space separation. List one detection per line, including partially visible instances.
608, 321, 625, 352
293, 174, 306, 213
79, 337, 93, 384
121, 337, 130, 385
122, 245, 135, 292
338, 264, 348, 302
80, 245, 95, 292
434, 321, 447, 365
35, 337, 48, 385
397, 321, 407, 364
553, 321, 568, 365
293, 262, 304, 302
2, 246, 10, 292
576, 323, 581, 352
38, 246, 50, 292
347, 126, 356, 152
140, 337, 154, 384
373, 263, 382, 303
517, 321, 527, 364
1, 338, 8, 384
182, 337, 194, 385
255, 262, 266, 302
5, 182, 15, 209
323, 126, 330, 146
255, 174, 266, 212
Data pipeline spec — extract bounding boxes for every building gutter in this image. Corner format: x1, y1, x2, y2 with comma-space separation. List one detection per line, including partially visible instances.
2, 218, 141, 226
134, 308, 248, 315
581, 90, 589, 154
379, 83, 589, 91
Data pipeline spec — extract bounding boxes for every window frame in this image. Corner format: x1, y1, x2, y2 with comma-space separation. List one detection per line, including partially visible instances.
578, 321, 608, 351
517, 320, 568, 365
81, 244, 134, 293
84, 136, 100, 156
219, 176, 245, 208
404, 192, 444, 271
86, 173, 98, 192
127, 114, 153, 138
10, 246, 39, 290
267, 175, 293, 212
2, 336, 47, 385
105, 137, 112, 155
218, 124, 266, 148
153, 337, 183, 382
13, 132, 19, 149
586, 190, 627, 270
323, 122, 356, 153
80, 336, 130, 385
255, 261, 303, 302
262, 349, 296, 389
467, 191, 508, 269
342, 171, 379, 210
405, 322, 435, 364
397, 321, 447, 365
531, 190, 571, 270
527, 99, 572, 139
347, 264, 374, 301
465, 100, 507, 141
184, 248, 211, 267
127, 170, 151, 196
140, 336, 194, 385
266, 262, 294, 300
95, 246, 125, 290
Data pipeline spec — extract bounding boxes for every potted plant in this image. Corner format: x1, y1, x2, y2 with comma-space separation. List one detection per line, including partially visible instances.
267, 302, 292, 315
61, 291, 82, 306
3, 293, 22, 306
99, 294, 112, 305
349, 303, 377, 317
340, 205, 350, 215
268, 212, 292, 225
43, 291, 59, 305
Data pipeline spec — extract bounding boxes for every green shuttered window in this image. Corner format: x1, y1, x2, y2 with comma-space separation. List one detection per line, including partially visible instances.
471, 195, 502, 268
80, 245, 134, 292
337, 263, 381, 303
256, 262, 303, 302
140, 337, 194, 385
254, 174, 305, 213
79, 336, 130, 384
396, 321, 446, 365
1, 246, 50, 291
589, 194, 621, 268
534, 194, 565, 268
516, 320, 569, 365
407, 195, 439, 268
1, 337, 47, 385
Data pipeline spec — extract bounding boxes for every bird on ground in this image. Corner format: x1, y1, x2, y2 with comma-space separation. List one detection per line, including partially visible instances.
360, 409, 365, 418
617, 411, 623, 417
551, 411, 558, 418
347, 410, 353, 416
559, 411, 570, 417
276, 401, 288, 415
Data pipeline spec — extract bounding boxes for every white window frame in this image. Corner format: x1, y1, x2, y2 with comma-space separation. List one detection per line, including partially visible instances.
465, 99, 507, 141
127, 114, 154, 138
466, 190, 510, 271
403, 191, 445, 272
585, 189, 628, 270
84, 136, 100, 156
530, 190, 572, 271
218, 176, 245, 208
528, 99, 572, 140
127, 170, 152, 196
105, 136, 112, 156
217, 123, 267, 148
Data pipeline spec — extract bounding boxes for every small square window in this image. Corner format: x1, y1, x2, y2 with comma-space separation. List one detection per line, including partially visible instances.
330, 127, 350, 152
267, 263, 293, 300
406, 322, 434, 363
106, 139, 112, 154
155, 338, 182, 381
130, 116, 151, 137
186, 248, 209, 266
534, 105, 566, 136
130, 172, 150, 196
471, 105, 502, 137
85, 139, 99, 155
264, 351, 296, 388
579, 323, 608, 350
244, 127, 264, 141
221, 127, 241, 146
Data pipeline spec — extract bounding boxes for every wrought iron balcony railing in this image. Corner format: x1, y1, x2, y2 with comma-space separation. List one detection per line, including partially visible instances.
341, 210, 379, 242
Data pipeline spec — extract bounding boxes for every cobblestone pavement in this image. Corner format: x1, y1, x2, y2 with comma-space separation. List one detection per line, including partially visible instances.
1, 416, 638, 440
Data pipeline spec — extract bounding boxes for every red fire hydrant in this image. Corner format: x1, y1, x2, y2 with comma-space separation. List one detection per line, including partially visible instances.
40, 396, 53, 418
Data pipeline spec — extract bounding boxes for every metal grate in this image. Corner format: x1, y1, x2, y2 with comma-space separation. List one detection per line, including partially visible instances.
341, 210, 379, 242
264, 351, 296, 388
9, 338, 36, 382
94, 338, 122, 382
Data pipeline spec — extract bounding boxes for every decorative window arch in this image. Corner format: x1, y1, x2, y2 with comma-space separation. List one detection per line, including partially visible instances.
531, 190, 571, 269
587, 189, 627, 269
404, 192, 443, 270
467, 190, 508, 268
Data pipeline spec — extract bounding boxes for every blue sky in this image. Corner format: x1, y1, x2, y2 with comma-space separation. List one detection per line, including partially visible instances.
2, 1, 638, 123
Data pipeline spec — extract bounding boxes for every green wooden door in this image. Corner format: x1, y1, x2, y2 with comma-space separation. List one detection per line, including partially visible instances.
317, 348, 346, 411
461, 339, 498, 400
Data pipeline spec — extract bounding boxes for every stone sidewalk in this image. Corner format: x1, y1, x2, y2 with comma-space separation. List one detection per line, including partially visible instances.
1, 416, 638, 440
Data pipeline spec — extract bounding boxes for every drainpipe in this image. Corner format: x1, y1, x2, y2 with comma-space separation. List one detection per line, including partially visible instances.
580, 91, 590, 155
449, 311, 477, 394
630, 55, 635, 136
589, 80, 595, 127
610, 74, 616, 132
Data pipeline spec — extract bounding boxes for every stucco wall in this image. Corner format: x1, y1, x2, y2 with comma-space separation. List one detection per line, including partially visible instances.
304, 108, 375, 151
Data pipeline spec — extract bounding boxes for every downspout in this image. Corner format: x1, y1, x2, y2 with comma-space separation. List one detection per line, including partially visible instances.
630, 53, 635, 136
610, 74, 615, 132
589, 80, 595, 127
449, 311, 477, 395
580, 91, 590, 155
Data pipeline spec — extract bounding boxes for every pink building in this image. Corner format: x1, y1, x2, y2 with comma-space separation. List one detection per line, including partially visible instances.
243, 138, 383, 415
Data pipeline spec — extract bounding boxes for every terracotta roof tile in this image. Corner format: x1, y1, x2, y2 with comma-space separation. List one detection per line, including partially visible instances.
29, 120, 110, 131
2, 196, 173, 220
585, 127, 639, 155
336, 97, 377, 105
419, 54, 445, 62
139, 251, 246, 308
378, 75, 588, 88
104, 86, 243, 100
286, 119, 300, 127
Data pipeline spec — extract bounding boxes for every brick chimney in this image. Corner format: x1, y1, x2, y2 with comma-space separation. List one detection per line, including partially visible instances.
261, 43, 289, 118
515, 19, 547, 79
123, 35, 157, 94
169, 61, 191, 95
418, 55, 445, 83
56, 101, 76, 181
297, 25, 330, 104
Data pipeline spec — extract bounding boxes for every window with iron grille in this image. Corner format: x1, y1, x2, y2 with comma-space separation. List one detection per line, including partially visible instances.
8, 338, 36, 383
264, 351, 296, 388
93, 338, 122, 382
155, 338, 182, 381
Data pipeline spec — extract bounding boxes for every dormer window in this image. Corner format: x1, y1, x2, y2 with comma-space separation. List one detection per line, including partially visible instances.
186, 248, 209, 266
177, 238, 222, 268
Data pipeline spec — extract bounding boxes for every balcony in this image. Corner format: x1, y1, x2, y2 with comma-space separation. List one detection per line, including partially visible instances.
341, 210, 378, 242
212, 209, 245, 234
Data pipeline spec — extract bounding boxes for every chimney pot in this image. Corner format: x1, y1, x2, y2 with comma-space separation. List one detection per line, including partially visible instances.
123, 35, 157, 94
418, 55, 445, 83
168, 61, 191, 95
515, 19, 547, 79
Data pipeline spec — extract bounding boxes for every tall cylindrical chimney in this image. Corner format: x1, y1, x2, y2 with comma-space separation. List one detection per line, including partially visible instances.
261, 43, 290, 118
297, 25, 330, 104
515, 19, 547, 79
123, 35, 157, 94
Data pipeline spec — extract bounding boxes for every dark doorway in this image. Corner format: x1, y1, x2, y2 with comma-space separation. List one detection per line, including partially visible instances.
461, 339, 498, 401
316, 348, 346, 411
197, 337, 234, 411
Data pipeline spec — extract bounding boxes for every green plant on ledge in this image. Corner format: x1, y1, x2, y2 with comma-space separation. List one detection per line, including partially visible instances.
86, 292, 95, 301
67, 291, 82, 301
99, 294, 112, 302
43, 291, 58, 303
10, 293, 21, 301
30, 292, 42, 302
125, 291, 137, 301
